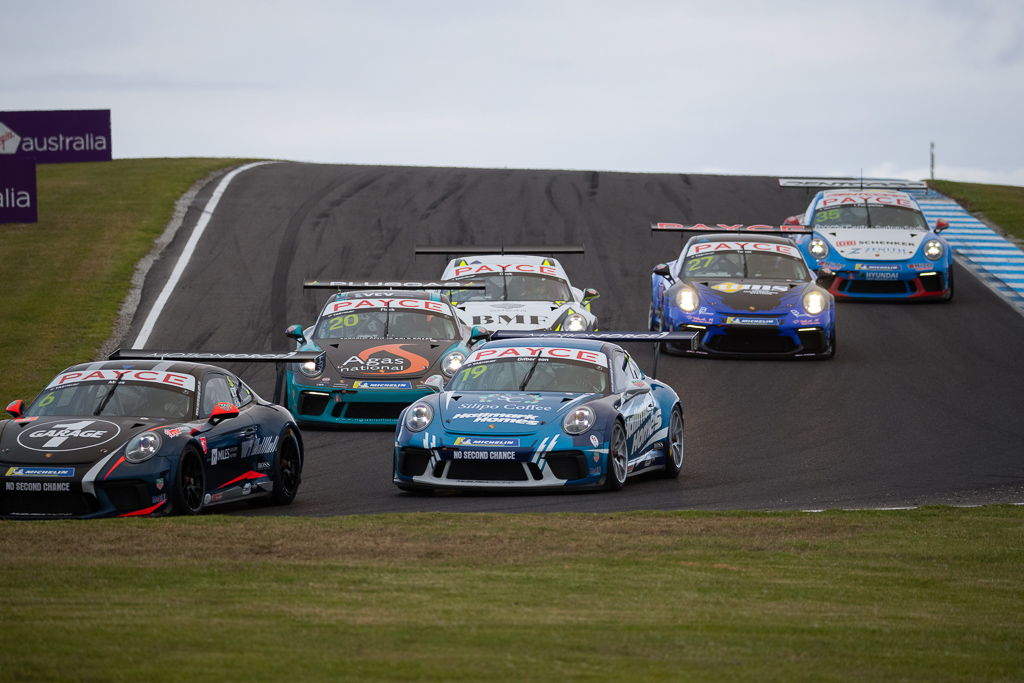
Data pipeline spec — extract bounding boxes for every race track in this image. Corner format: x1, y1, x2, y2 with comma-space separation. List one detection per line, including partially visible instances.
127, 162, 1024, 514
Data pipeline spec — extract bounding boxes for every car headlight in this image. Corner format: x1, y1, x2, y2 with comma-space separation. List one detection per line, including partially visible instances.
298, 353, 324, 378
809, 238, 829, 259
674, 285, 699, 313
440, 351, 466, 377
923, 239, 944, 261
562, 406, 596, 435
562, 313, 588, 332
125, 432, 162, 464
802, 288, 827, 316
404, 402, 434, 432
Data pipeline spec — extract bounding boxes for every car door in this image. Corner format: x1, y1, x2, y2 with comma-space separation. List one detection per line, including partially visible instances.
617, 352, 659, 467
199, 371, 256, 492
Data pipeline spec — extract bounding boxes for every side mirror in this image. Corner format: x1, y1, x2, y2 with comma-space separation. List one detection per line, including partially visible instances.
783, 215, 802, 226
6, 399, 24, 418
469, 326, 492, 345
652, 263, 672, 278
582, 287, 600, 304
208, 402, 239, 424
423, 375, 446, 393
816, 268, 835, 284
285, 324, 306, 344
935, 219, 949, 232
622, 380, 651, 401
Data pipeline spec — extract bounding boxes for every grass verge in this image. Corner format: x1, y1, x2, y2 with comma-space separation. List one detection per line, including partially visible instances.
0, 158, 245, 402
929, 179, 1024, 241
2, 507, 1022, 681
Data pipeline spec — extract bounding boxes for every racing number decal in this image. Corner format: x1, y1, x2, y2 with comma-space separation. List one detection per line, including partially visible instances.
327, 314, 360, 331
458, 365, 487, 382
36, 392, 56, 408
687, 256, 713, 271
815, 209, 840, 222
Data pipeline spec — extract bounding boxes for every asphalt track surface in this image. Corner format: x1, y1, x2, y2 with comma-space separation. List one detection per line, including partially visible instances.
127, 162, 1024, 514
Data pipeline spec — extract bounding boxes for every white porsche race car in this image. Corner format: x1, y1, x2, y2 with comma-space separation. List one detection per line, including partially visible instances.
415, 245, 600, 332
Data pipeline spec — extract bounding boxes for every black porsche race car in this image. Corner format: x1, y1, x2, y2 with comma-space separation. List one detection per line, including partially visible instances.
0, 351, 319, 518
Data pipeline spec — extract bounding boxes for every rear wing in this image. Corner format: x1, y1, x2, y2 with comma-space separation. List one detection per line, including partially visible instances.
778, 177, 928, 190
109, 349, 326, 405
488, 330, 698, 377
416, 244, 584, 256
651, 222, 812, 234
303, 280, 484, 290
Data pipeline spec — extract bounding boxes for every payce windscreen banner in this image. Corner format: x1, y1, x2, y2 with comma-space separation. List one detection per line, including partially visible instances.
0, 158, 38, 223
0, 109, 111, 163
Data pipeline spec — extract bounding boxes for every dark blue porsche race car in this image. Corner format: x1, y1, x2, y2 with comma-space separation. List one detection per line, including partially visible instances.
393, 331, 694, 492
649, 224, 836, 359
0, 350, 319, 518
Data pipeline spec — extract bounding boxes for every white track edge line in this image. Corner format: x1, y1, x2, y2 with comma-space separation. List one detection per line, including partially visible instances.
132, 161, 276, 347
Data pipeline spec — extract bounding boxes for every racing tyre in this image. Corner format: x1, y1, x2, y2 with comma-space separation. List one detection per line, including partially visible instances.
271, 428, 302, 505
942, 267, 955, 302
172, 448, 206, 515
605, 422, 629, 491
663, 406, 684, 478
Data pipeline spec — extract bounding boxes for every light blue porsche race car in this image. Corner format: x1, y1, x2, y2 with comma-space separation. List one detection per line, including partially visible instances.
392, 331, 695, 492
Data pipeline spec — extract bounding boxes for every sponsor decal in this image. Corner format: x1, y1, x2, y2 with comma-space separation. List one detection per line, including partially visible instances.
836, 240, 857, 247
452, 450, 518, 460
471, 313, 545, 326
14, 416, 39, 423
151, 493, 167, 505
451, 412, 541, 426
688, 241, 799, 258
155, 477, 165, 491
325, 298, 446, 316
819, 191, 915, 208
854, 263, 901, 271
5, 480, 72, 492
458, 401, 552, 412
465, 346, 608, 367
46, 369, 196, 392
726, 317, 779, 325
590, 434, 600, 447
0, 158, 37, 223
16, 420, 121, 452
352, 380, 413, 389
454, 436, 521, 447
909, 263, 933, 271
863, 272, 900, 280
452, 263, 557, 277
5, 466, 75, 477
0, 110, 112, 163
163, 427, 186, 438
338, 344, 430, 376
199, 437, 208, 454
710, 282, 788, 295
210, 446, 240, 465
249, 436, 279, 456
624, 402, 660, 450
242, 482, 253, 496
256, 461, 272, 471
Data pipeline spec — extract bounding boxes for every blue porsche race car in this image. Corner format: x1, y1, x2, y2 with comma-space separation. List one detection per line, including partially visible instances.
393, 331, 695, 492
284, 282, 482, 427
649, 224, 836, 359
779, 180, 953, 301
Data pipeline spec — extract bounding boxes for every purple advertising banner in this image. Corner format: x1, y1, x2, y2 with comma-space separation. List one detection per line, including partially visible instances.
0, 158, 38, 223
0, 109, 111, 163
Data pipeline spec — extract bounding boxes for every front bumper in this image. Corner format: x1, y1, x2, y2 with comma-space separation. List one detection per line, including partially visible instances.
287, 379, 434, 426
393, 436, 610, 491
818, 268, 950, 300
665, 311, 834, 359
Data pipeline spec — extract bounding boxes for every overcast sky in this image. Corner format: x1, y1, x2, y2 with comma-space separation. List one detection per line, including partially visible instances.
4, 0, 1023, 185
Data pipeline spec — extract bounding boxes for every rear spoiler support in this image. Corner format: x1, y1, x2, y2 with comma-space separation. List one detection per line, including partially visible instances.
108, 349, 326, 405
488, 330, 698, 378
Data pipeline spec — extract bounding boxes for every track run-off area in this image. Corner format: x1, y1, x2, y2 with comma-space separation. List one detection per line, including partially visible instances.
125, 162, 1024, 515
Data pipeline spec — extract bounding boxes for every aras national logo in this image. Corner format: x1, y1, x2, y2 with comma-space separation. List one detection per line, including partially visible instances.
337, 344, 431, 376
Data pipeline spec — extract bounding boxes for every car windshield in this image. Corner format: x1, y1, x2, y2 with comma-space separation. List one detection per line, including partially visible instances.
447, 273, 572, 302
682, 252, 809, 281
448, 357, 608, 394
812, 205, 929, 230
26, 381, 195, 420
315, 309, 458, 339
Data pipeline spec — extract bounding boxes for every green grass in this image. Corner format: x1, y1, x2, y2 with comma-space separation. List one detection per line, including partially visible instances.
1, 508, 1022, 681
0, 158, 245, 402
929, 179, 1024, 242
